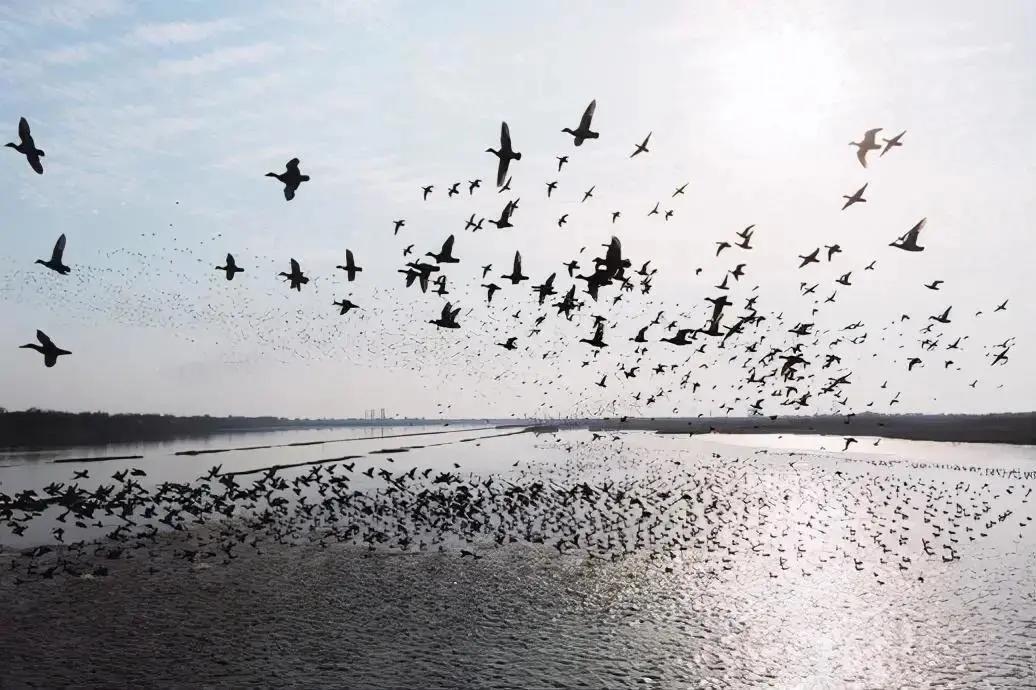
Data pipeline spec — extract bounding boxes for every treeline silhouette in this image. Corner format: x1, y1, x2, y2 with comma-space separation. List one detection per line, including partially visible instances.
590, 411, 1036, 445
0, 409, 462, 448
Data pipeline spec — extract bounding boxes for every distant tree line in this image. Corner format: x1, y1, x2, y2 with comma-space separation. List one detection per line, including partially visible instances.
0, 409, 450, 448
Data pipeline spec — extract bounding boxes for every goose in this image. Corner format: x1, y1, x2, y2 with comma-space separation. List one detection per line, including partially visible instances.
36, 234, 70, 274
215, 253, 243, 280
265, 158, 309, 200
486, 122, 521, 187
562, 100, 599, 146
20, 330, 70, 367
6, 117, 44, 174
335, 250, 363, 280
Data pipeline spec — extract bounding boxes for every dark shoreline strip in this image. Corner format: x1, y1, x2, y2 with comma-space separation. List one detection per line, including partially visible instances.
52, 455, 144, 464
174, 425, 504, 457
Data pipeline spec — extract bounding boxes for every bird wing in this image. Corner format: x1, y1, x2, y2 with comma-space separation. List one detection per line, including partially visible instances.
226, 253, 235, 267
496, 156, 508, 187
346, 249, 355, 267
442, 235, 454, 255
18, 117, 31, 143
545, 272, 555, 287
580, 100, 597, 129
36, 330, 53, 347
52, 234, 66, 262
286, 158, 300, 172
500, 121, 511, 150
642, 132, 652, 147
513, 252, 522, 273
856, 147, 868, 167
450, 306, 461, 320
441, 302, 452, 320
290, 258, 300, 273
863, 128, 882, 146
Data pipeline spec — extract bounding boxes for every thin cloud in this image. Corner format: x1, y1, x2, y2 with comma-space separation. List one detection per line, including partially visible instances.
4, 0, 128, 27
127, 18, 241, 46
151, 42, 281, 77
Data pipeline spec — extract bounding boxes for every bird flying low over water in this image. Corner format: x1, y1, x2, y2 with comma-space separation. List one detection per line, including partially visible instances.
265, 158, 309, 201
430, 302, 461, 329
216, 253, 243, 281
20, 330, 70, 367
336, 250, 363, 281
36, 234, 70, 275
486, 122, 522, 187
278, 258, 308, 291
890, 218, 926, 252
562, 100, 599, 146
6, 117, 44, 174
850, 128, 882, 167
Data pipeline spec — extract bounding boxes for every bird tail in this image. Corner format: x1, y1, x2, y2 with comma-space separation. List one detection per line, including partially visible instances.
513, 152, 522, 160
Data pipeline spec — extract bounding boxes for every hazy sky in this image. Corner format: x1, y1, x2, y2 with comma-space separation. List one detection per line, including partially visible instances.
0, 1, 1033, 419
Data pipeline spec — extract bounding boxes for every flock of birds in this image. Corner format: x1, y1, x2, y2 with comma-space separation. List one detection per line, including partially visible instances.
2, 102, 1025, 580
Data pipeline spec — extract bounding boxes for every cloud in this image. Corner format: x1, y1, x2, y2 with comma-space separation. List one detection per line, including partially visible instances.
5, 0, 128, 27
127, 18, 241, 46
40, 41, 109, 65
151, 42, 282, 77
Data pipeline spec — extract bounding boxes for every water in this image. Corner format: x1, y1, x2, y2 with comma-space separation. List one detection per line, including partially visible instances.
2, 427, 1034, 687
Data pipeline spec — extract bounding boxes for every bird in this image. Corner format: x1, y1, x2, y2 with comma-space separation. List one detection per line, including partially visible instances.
215, 253, 243, 281
498, 337, 518, 350
468, 179, 481, 194
481, 283, 500, 303
532, 273, 557, 304
278, 259, 308, 291
825, 244, 842, 261
890, 218, 926, 252
580, 323, 607, 348
836, 272, 852, 286
501, 252, 529, 284
393, 220, 406, 235
798, 249, 820, 268
546, 181, 558, 198
924, 280, 943, 290
486, 122, 522, 187
422, 185, 434, 200
430, 302, 461, 329
447, 182, 460, 197
841, 437, 857, 452
672, 183, 688, 197
20, 330, 70, 367
582, 186, 595, 203
426, 235, 459, 264
5, 117, 44, 174
498, 176, 512, 193
562, 100, 599, 146
715, 242, 731, 256
333, 299, 359, 315
36, 234, 70, 275
630, 132, 651, 157
488, 200, 516, 229
841, 183, 868, 210
403, 244, 414, 256
648, 202, 660, 216
265, 158, 309, 201
929, 307, 952, 324
611, 211, 620, 223
850, 128, 882, 167
881, 131, 906, 156
994, 300, 1008, 312
335, 250, 363, 281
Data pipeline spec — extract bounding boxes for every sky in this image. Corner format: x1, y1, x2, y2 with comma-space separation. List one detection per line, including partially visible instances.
0, 0, 1033, 419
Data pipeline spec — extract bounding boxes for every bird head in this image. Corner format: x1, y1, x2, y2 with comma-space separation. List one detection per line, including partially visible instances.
264, 172, 278, 177
4, 142, 16, 149
484, 147, 497, 154
561, 128, 574, 135
34, 259, 45, 265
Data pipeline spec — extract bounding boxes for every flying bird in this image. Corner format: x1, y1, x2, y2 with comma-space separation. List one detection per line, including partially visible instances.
278, 258, 309, 291
850, 128, 882, 168
881, 130, 906, 156
336, 250, 363, 280
486, 122, 522, 187
562, 100, 599, 146
841, 183, 868, 210
265, 158, 309, 200
36, 234, 70, 275
630, 132, 652, 157
5, 117, 44, 174
20, 330, 70, 368
215, 253, 243, 281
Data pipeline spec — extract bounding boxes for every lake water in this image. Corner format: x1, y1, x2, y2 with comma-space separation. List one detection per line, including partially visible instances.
2, 427, 1034, 687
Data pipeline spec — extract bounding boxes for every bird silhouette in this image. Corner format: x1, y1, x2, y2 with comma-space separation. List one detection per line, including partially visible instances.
426, 235, 459, 264
562, 100, 599, 146
265, 158, 309, 200
36, 234, 70, 275
278, 259, 308, 291
881, 130, 906, 156
850, 128, 882, 167
6, 117, 44, 174
332, 299, 360, 315
798, 248, 820, 268
501, 252, 529, 284
486, 122, 522, 187
841, 183, 868, 210
430, 302, 461, 329
215, 253, 244, 281
335, 250, 363, 281
20, 330, 70, 367
630, 132, 652, 157
890, 218, 926, 252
